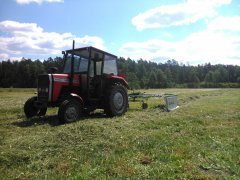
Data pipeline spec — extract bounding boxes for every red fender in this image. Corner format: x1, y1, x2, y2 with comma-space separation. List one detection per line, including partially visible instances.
70, 93, 84, 105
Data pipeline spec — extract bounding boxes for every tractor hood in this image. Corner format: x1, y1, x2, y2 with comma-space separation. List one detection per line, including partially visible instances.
52, 74, 80, 84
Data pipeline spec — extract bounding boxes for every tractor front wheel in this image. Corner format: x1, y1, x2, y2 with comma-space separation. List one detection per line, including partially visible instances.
24, 96, 47, 118
58, 98, 83, 123
105, 84, 128, 117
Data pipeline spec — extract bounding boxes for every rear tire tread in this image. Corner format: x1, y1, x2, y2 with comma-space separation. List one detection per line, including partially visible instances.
104, 84, 128, 117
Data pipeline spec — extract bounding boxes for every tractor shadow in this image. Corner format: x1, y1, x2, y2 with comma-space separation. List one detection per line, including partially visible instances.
12, 115, 60, 127
12, 112, 108, 127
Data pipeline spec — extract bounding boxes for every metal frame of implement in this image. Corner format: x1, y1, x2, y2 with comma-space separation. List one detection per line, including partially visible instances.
128, 92, 179, 111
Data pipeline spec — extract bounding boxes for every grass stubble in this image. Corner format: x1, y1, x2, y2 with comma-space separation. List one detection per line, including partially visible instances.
0, 88, 239, 179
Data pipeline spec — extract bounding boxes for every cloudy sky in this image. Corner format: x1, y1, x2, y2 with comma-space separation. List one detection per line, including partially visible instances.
0, 0, 240, 65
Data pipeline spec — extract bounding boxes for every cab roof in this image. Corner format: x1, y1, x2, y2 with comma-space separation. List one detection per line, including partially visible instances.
65, 46, 117, 59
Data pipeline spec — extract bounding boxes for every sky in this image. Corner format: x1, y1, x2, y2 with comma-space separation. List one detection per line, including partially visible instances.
0, 0, 240, 65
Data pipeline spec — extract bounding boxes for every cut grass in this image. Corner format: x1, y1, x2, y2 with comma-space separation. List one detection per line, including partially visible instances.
0, 88, 239, 178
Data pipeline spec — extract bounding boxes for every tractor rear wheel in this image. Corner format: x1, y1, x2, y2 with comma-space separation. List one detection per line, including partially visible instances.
105, 84, 128, 117
58, 98, 83, 123
24, 96, 47, 118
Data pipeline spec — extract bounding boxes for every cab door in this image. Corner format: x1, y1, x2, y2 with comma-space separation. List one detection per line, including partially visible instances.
88, 51, 104, 98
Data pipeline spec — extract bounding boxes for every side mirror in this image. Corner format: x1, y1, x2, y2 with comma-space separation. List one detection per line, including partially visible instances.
49, 67, 58, 74
62, 51, 65, 55
118, 73, 126, 79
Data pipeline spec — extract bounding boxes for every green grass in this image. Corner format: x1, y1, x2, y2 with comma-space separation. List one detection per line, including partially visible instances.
0, 88, 240, 179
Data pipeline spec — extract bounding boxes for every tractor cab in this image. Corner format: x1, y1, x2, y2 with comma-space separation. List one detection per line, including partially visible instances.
62, 46, 125, 100
63, 47, 118, 76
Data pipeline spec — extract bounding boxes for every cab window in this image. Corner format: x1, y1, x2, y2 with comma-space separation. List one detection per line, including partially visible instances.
103, 55, 117, 75
63, 55, 89, 73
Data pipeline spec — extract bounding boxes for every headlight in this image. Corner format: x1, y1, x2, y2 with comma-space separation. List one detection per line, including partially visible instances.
44, 88, 48, 93
38, 88, 48, 93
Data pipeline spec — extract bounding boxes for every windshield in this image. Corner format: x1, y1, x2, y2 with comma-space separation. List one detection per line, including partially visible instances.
63, 54, 89, 74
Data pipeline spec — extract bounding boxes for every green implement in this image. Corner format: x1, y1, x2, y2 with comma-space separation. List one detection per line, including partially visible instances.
128, 92, 179, 111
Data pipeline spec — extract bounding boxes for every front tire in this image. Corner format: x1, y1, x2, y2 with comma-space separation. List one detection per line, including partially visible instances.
58, 98, 83, 123
105, 84, 128, 117
24, 96, 47, 118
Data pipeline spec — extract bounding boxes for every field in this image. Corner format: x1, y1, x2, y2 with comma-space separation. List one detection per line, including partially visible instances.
0, 88, 239, 179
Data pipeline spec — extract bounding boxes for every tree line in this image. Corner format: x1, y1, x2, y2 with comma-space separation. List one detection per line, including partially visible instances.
0, 57, 240, 88
118, 58, 240, 89
0, 57, 64, 88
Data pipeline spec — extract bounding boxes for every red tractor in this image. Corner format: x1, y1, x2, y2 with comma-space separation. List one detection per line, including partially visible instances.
24, 41, 129, 123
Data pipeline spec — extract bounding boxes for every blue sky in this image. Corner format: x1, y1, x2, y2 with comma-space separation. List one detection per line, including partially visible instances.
0, 0, 240, 65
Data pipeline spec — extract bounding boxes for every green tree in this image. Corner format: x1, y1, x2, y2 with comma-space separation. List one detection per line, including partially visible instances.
188, 69, 200, 88
156, 69, 167, 88
218, 66, 229, 82
126, 72, 140, 89
148, 71, 157, 88
205, 71, 214, 82
164, 67, 173, 87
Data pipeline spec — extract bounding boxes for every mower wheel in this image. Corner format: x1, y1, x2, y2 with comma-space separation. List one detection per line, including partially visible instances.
24, 96, 47, 118
105, 84, 128, 117
142, 102, 148, 109
58, 98, 83, 123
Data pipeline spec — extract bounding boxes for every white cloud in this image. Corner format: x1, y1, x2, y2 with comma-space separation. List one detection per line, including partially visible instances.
132, 0, 231, 31
0, 53, 23, 61
119, 39, 175, 60
0, 20, 105, 59
16, 0, 63, 4
0, 53, 9, 60
208, 16, 240, 31
120, 15, 240, 65
175, 30, 240, 64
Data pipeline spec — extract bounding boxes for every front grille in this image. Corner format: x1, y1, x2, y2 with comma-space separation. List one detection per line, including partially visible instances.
37, 74, 50, 102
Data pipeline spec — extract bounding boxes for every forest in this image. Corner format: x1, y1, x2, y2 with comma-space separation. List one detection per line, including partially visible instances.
0, 57, 240, 89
